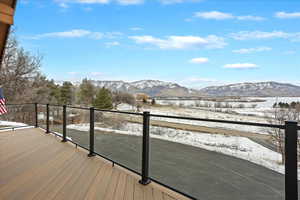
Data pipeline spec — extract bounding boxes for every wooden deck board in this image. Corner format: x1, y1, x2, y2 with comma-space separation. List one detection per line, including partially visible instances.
113, 171, 127, 200
123, 175, 135, 200
103, 167, 121, 200
0, 128, 190, 200
144, 184, 154, 200
134, 179, 145, 200
153, 189, 164, 200
84, 163, 111, 200
32, 150, 87, 200
1, 149, 76, 200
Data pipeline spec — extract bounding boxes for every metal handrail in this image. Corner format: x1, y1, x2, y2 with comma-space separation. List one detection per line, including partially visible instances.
94, 108, 143, 116
3, 103, 298, 200
6, 103, 35, 106
150, 113, 285, 129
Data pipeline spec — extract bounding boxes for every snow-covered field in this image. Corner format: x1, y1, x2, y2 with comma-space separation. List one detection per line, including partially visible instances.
156, 97, 300, 117
157, 97, 300, 109
67, 122, 291, 175
114, 97, 300, 135
141, 106, 271, 135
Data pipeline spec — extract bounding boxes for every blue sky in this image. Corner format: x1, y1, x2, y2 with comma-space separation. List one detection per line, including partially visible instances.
14, 0, 300, 88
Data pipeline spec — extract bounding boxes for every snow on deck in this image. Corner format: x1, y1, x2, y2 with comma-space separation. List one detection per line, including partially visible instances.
0, 121, 27, 127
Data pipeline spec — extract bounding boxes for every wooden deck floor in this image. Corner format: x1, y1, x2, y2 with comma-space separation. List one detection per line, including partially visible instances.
0, 128, 190, 200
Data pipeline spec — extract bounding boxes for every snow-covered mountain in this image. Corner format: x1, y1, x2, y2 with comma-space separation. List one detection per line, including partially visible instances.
91, 80, 202, 97
200, 82, 300, 97
58, 79, 300, 97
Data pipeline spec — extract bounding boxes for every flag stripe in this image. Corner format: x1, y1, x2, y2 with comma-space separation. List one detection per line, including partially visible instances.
0, 88, 7, 115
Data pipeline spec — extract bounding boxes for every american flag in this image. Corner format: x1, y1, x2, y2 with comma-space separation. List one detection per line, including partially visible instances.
0, 88, 8, 115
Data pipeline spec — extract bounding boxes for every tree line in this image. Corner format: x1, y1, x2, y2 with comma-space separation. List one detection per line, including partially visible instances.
273, 101, 300, 109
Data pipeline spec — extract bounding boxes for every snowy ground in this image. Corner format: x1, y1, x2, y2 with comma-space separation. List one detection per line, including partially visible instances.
0, 120, 33, 132
157, 97, 300, 109
156, 97, 300, 117
0, 121, 27, 127
67, 122, 293, 176
141, 106, 272, 135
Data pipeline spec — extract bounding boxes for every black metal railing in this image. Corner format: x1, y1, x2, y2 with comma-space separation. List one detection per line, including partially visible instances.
0, 103, 36, 131
2, 103, 299, 200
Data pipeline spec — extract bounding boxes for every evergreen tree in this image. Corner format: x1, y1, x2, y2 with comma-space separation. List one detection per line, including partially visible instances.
47, 79, 61, 103
78, 78, 95, 105
59, 81, 73, 105
93, 87, 113, 109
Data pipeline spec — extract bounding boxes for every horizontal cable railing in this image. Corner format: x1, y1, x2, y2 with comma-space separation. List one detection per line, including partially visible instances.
150, 113, 286, 129
2, 103, 298, 200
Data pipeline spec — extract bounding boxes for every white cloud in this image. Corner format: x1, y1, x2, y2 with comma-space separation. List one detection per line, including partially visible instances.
55, 0, 201, 6
28, 29, 103, 40
54, 0, 110, 8
26, 29, 123, 40
129, 35, 227, 49
195, 11, 234, 20
117, 0, 144, 5
105, 41, 120, 47
230, 31, 300, 42
236, 15, 265, 21
275, 12, 300, 19
194, 11, 265, 21
54, 0, 143, 6
130, 27, 143, 31
160, 0, 203, 4
232, 47, 272, 54
77, 0, 108, 2
223, 63, 258, 69
189, 57, 209, 64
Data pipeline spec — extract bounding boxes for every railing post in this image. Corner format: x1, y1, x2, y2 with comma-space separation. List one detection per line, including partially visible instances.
88, 107, 96, 157
34, 103, 38, 128
139, 111, 151, 185
46, 104, 50, 133
62, 105, 67, 142
285, 121, 298, 200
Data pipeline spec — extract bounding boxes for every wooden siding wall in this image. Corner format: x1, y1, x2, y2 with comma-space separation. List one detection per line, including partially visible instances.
0, 0, 17, 65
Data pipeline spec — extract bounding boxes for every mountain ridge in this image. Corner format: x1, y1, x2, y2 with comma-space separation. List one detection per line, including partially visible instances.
56, 80, 300, 97
199, 81, 300, 97
90, 80, 203, 97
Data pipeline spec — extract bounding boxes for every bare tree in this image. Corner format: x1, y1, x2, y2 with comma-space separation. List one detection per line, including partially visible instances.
267, 106, 300, 164
112, 91, 136, 109
0, 31, 42, 103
